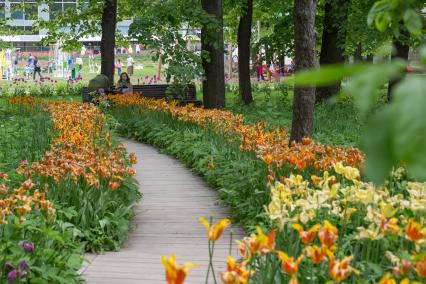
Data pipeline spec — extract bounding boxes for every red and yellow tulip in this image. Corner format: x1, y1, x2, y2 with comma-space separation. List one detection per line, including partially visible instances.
161, 255, 198, 284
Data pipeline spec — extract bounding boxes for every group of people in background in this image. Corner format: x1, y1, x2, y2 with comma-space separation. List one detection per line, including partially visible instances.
114, 44, 142, 55
3, 52, 43, 80
253, 53, 294, 82
115, 55, 134, 77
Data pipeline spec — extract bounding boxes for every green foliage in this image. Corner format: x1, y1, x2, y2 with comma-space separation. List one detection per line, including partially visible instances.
0, 212, 83, 284
344, 0, 391, 56
35, 0, 134, 50
128, 1, 211, 90
363, 76, 426, 183
0, 102, 82, 283
46, 177, 140, 252
368, 0, 425, 37
0, 102, 52, 174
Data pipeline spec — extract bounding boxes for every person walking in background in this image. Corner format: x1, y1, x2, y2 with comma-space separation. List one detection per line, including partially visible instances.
5, 58, 12, 80
126, 54, 134, 75
255, 53, 265, 81
135, 44, 141, 54
24, 64, 31, 80
115, 59, 122, 76
28, 53, 34, 67
76, 56, 83, 79
33, 56, 42, 80
12, 54, 18, 76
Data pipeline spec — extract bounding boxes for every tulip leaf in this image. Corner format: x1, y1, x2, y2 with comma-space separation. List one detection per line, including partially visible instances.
344, 62, 405, 116
362, 76, 426, 183
392, 76, 426, 180
362, 107, 395, 183
284, 64, 368, 87
403, 9, 423, 36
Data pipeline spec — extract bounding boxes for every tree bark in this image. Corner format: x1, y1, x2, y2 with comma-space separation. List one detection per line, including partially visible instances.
290, 0, 318, 143
228, 43, 233, 80
316, 0, 347, 103
237, 0, 253, 105
387, 33, 410, 101
157, 54, 162, 81
354, 44, 362, 62
201, 0, 226, 109
100, 0, 117, 85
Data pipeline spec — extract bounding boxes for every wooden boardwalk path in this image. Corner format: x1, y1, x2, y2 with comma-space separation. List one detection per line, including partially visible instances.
82, 140, 245, 283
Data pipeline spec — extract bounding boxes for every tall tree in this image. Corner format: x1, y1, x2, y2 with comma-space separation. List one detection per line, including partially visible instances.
290, 0, 318, 143
36, 0, 132, 83
237, 0, 253, 105
201, 0, 226, 108
100, 0, 117, 83
316, 0, 348, 103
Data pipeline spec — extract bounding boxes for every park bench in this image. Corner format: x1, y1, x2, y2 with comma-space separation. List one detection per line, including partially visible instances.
82, 84, 202, 107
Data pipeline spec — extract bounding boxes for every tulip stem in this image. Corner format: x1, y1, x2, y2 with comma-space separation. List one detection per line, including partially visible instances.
229, 231, 233, 256
205, 239, 218, 284
210, 241, 217, 284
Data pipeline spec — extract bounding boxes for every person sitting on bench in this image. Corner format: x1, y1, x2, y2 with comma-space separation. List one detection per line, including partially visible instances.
116, 72, 133, 94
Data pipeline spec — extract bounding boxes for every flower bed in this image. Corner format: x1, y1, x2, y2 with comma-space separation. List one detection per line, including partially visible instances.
1, 98, 140, 282
109, 95, 425, 283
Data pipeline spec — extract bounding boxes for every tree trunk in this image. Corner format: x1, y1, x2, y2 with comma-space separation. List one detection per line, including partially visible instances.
290, 0, 318, 143
316, 0, 347, 103
366, 54, 374, 62
237, 0, 253, 105
354, 44, 362, 62
387, 32, 410, 102
228, 43, 233, 80
100, 0, 117, 85
201, 0, 226, 109
157, 54, 162, 81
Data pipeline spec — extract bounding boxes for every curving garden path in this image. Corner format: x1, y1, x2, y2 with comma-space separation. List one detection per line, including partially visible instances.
81, 140, 245, 283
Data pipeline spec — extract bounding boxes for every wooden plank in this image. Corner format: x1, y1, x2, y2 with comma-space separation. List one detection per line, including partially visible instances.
82, 140, 244, 283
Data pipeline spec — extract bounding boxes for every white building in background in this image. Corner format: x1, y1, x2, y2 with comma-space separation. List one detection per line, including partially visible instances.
0, 0, 132, 52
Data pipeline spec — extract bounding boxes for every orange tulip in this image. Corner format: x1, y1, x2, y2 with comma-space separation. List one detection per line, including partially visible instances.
318, 221, 339, 247
378, 273, 396, 284
245, 227, 276, 256
276, 251, 303, 277
161, 255, 198, 284
405, 219, 425, 242
305, 245, 328, 265
199, 217, 230, 241
108, 181, 120, 190
416, 254, 426, 278
261, 154, 273, 165
328, 254, 358, 282
292, 223, 321, 244
221, 256, 252, 284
